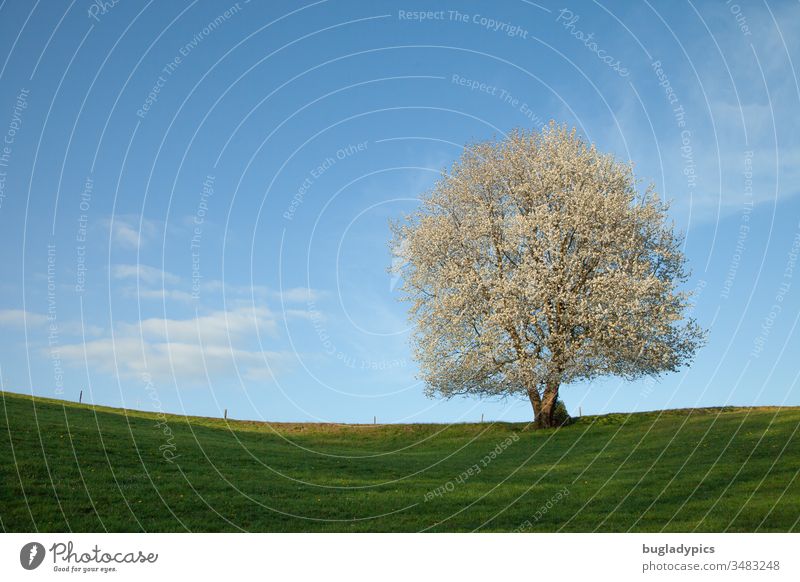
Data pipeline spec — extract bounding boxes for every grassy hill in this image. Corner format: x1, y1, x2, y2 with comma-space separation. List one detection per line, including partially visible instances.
1, 390, 798, 532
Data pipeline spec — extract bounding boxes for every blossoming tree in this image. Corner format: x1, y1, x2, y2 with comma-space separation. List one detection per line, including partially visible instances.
391, 124, 705, 428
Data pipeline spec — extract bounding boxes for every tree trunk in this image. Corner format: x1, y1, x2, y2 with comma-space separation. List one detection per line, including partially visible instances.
528, 382, 559, 429
527, 388, 542, 424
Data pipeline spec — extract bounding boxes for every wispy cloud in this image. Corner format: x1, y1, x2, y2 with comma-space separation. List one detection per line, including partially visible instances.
58, 306, 293, 384
587, 2, 800, 225
118, 306, 278, 344
60, 337, 288, 384
0, 309, 48, 327
0, 308, 104, 337
103, 216, 159, 250
273, 287, 326, 303
116, 269, 328, 308
119, 287, 196, 303
112, 264, 180, 285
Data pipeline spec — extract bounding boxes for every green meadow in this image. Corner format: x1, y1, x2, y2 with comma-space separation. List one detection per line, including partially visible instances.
1, 390, 798, 532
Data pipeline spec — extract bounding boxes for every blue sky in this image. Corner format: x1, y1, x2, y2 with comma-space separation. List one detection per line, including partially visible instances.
0, 0, 798, 423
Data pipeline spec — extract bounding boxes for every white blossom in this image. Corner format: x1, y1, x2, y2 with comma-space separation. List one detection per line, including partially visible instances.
391, 124, 705, 427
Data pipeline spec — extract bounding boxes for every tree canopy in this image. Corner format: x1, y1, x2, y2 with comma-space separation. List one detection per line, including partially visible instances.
391, 124, 705, 427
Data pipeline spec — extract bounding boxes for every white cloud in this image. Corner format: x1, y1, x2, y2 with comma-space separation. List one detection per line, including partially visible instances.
274, 287, 325, 303
283, 308, 318, 320
587, 3, 800, 225
118, 306, 278, 344
110, 266, 329, 314
120, 287, 196, 303
113, 263, 191, 303
0, 309, 103, 337
58, 321, 105, 337
60, 337, 288, 384
112, 264, 180, 285
59, 306, 291, 385
104, 216, 159, 250
193, 280, 327, 305
201, 280, 270, 297
0, 309, 48, 327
